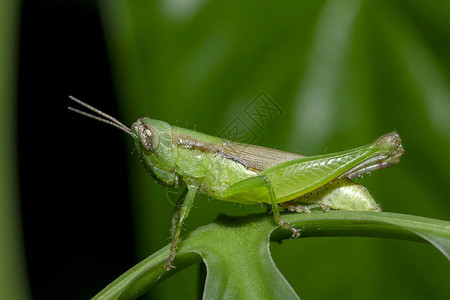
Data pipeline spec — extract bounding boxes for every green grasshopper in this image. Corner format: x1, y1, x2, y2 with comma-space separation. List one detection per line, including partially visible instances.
68, 96, 404, 271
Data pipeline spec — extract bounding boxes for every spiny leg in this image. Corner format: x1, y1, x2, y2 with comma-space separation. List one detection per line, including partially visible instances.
165, 185, 198, 271
262, 176, 301, 238
170, 188, 188, 241
223, 175, 301, 238
282, 202, 331, 213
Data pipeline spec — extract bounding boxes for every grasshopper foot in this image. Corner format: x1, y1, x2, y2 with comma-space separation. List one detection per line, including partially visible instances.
290, 227, 301, 238
164, 261, 176, 271
164, 248, 178, 271
319, 204, 330, 212
279, 219, 301, 238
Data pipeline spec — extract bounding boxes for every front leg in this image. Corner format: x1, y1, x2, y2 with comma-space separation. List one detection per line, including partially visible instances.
165, 185, 198, 271
223, 175, 301, 238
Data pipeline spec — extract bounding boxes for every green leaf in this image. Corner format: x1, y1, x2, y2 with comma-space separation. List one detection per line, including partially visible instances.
93, 211, 450, 299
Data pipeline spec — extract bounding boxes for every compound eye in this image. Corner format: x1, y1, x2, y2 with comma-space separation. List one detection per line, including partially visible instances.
136, 122, 159, 152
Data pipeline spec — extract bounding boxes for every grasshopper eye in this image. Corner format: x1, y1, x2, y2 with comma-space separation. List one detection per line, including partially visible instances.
136, 120, 159, 152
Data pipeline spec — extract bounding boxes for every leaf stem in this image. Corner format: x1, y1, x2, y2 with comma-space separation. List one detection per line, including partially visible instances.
93, 211, 450, 300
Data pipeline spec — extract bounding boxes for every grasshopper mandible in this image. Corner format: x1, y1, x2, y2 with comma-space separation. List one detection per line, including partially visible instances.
68, 96, 404, 271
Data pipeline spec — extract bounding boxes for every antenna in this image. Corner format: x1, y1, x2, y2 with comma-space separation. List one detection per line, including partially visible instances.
68, 96, 136, 138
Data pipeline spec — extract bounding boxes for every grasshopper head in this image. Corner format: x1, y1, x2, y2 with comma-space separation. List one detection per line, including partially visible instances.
132, 118, 178, 186
134, 118, 160, 152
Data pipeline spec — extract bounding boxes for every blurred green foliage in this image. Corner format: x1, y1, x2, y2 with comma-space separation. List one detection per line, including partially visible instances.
0, 1, 30, 299
99, 0, 450, 299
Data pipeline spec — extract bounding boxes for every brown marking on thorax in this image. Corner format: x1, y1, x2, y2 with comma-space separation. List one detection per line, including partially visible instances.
173, 134, 222, 153
173, 133, 305, 173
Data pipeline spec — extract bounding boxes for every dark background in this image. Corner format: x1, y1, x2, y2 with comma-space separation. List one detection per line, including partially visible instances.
18, 1, 135, 299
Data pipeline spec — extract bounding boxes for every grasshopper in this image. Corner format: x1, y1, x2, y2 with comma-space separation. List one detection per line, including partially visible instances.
68, 96, 404, 271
